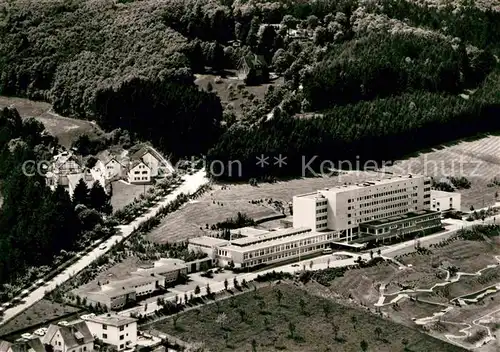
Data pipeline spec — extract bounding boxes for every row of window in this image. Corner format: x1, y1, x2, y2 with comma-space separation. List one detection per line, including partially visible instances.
348, 187, 419, 203
241, 234, 334, 260
316, 208, 327, 214
359, 195, 410, 208
316, 200, 327, 206
347, 208, 413, 225
358, 202, 409, 215
218, 249, 228, 256
133, 177, 149, 181
242, 244, 326, 266
316, 215, 327, 221
237, 229, 310, 247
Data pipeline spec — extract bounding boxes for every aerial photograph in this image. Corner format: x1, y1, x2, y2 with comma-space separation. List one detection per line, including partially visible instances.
0, 0, 499, 351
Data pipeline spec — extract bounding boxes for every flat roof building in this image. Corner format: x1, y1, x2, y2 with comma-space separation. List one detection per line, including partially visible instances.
431, 190, 461, 213
189, 227, 335, 268
293, 174, 432, 240
83, 313, 137, 351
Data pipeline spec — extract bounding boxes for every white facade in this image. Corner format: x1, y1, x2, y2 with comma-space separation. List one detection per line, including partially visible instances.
293, 174, 432, 240
104, 159, 124, 179
141, 152, 161, 178
84, 314, 137, 351
42, 322, 94, 352
431, 190, 461, 212
188, 237, 229, 258
191, 228, 335, 268
127, 162, 151, 184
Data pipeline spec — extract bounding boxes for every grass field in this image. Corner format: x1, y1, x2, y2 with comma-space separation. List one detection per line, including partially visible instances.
72, 257, 142, 295
385, 135, 500, 210
392, 239, 500, 293
0, 96, 103, 147
325, 261, 400, 305
110, 180, 153, 211
147, 171, 383, 243
151, 283, 466, 351
0, 299, 82, 338
194, 71, 283, 119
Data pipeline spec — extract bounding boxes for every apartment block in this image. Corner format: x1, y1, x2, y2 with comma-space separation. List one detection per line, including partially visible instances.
293, 174, 432, 240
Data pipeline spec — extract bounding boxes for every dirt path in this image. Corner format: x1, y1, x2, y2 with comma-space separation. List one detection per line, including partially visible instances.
374, 255, 500, 349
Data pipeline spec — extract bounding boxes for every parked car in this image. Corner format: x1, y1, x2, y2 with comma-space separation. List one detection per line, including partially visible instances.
99, 244, 107, 250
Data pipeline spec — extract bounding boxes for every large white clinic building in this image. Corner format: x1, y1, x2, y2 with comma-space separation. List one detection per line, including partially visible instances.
189, 174, 441, 269
293, 174, 432, 240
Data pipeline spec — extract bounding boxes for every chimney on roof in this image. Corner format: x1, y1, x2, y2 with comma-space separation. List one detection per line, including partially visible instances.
107, 313, 111, 317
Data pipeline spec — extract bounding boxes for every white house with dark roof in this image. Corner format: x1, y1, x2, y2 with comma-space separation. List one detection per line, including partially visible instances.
0, 338, 45, 352
42, 320, 94, 352
83, 313, 137, 351
98, 151, 127, 180
129, 146, 174, 178
127, 160, 151, 184
46, 151, 83, 190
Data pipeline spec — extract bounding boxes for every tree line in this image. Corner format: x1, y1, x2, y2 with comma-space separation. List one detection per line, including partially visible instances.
0, 107, 114, 286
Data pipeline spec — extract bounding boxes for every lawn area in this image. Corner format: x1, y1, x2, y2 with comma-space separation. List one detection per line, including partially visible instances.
151, 283, 466, 352
194, 71, 283, 119
110, 180, 153, 211
147, 171, 383, 243
0, 96, 103, 148
0, 299, 82, 338
385, 134, 500, 211
325, 261, 400, 305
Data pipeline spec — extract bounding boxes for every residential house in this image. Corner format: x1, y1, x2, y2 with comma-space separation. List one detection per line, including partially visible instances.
46, 152, 83, 190
42, 321, 94, 352
129, 146, 174, 178
237, 54, 269, 85
103, 158, 125, 180
54, 152, 83, 175
67, 166, 107, 197
83, 314, 137, 351
0, 338, 45, 352
127, 161, 151, 185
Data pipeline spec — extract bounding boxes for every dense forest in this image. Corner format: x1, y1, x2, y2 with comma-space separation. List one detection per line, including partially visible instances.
0, 0, 499, 182
0, 106, 113, 287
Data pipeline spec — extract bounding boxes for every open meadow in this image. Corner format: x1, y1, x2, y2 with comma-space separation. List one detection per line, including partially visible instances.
385, 135, 500, 210
110, 180, 154, 211
0, 96, 102, 148
194, 71, 284, 119
147, 171, 383, 243
151, 282, 466, 352
0, 299, 82, 339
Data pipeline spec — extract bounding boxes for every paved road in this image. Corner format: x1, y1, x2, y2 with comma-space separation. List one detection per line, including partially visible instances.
0, 170, 209, 326
120, 208, 500, 317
